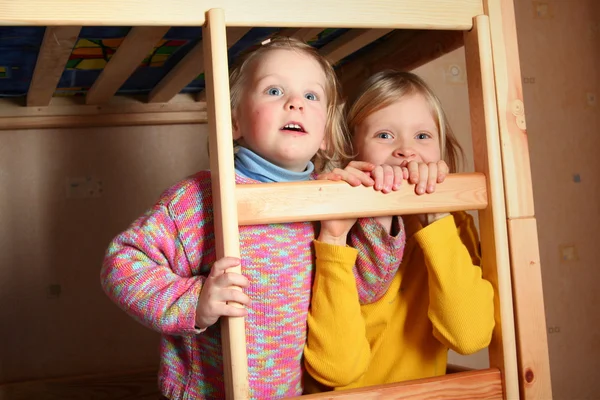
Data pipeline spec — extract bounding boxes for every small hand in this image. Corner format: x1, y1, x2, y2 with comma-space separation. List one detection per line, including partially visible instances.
404, 160, 449, 195
195, 257, 250, 329
317, 161, 376, 188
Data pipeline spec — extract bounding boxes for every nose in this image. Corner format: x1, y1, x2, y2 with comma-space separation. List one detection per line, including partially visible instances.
285, 94, 304, 111
393, 144, 416, 160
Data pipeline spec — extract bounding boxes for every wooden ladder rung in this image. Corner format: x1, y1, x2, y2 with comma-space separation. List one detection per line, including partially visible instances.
292, 368, 503, 400
237, 173, 487, 225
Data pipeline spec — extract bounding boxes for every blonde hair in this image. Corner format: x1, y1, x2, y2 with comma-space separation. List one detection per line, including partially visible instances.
228, 36, 350, 172
345, 70, 464, 173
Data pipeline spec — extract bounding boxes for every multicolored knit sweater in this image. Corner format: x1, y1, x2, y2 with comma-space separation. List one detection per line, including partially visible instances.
100, 170, 406, 399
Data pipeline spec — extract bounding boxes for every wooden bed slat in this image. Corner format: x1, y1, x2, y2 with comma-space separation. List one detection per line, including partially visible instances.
276, 28, 325, 42
294, 368, 503, 400
26, 26, 81, 107
236, 173, 487, 226
0, 0, 482, 30
319, 29, 393, 65
85, 26, 170, 105
148, 27, 250, 103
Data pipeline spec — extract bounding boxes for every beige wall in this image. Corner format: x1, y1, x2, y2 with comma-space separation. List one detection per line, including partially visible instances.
0, 125, 208, 382
414, 0, 600, 398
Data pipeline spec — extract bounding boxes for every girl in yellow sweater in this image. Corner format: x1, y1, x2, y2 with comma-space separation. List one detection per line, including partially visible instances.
305, 70, 495, 392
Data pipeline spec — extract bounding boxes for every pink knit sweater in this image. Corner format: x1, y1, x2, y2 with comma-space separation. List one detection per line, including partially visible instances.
100, 171, 405, 399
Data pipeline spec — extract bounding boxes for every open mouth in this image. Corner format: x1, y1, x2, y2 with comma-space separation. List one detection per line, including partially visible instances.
281, 122, 306, 133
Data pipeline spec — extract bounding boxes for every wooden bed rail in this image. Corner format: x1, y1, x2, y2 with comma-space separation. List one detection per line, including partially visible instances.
294, 368, 503, 400
0, 0, 482, 30
236, 173, 487, 226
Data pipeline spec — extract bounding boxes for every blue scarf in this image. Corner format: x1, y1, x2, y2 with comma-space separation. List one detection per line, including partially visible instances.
234, 146, 314, 183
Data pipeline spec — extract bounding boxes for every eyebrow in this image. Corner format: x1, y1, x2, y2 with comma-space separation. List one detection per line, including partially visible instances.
255, 74, 327, 94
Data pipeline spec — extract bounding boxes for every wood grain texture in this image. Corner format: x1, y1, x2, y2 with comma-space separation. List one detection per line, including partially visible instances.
202, 9, 249, 400
0, 0, 481, 29
86, 27, 170, 105
148, 27, 250, 103
27, 26, 81, 107
484, 0, 535, 218
507, 218, 553, 400
0, 111, 206, 130
294, 369, 503, 400
236, 173, 487, 226
464, 15, 520, 400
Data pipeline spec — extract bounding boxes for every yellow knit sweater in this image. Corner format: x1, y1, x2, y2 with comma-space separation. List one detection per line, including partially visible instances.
304, 212, 495, 392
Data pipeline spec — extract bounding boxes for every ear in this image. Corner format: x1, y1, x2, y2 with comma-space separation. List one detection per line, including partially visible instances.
232, 111, 242, 140
319, 137, 328, 151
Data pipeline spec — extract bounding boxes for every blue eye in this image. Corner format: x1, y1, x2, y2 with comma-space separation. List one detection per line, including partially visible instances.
416, 132, 430, 140
267, 87, 283, 96
377, 132, 393, 139
305, 92, 318, 101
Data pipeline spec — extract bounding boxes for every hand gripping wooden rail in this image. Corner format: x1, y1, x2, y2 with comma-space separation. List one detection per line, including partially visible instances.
0, 1, 551, 399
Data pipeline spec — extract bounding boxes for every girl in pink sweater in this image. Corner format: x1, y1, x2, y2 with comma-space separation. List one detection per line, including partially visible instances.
100, 37, 406, 399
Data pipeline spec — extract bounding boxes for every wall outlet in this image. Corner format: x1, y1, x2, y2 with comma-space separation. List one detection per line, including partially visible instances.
66, 177, 103, 199
547, 326, 561, 334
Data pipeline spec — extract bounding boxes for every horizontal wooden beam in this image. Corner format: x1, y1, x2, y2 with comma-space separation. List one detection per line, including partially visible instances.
0, 111, 206, 131
237, 173, 487, 226
0, 95, 204, 118
0, 0, 482, 30
295, 368, 503, 399
27, 26, 81, 107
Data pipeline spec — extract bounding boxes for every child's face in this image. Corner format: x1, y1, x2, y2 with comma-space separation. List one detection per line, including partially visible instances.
353, 93, 441, 167
232, 48, 328, 172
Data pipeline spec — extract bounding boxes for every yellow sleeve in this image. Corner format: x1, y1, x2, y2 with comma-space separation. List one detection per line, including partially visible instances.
304, 240, 371, 388
414, 212, 495, 355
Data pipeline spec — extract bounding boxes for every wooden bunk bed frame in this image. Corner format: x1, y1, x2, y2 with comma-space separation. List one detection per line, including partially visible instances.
0, 1, 552, 399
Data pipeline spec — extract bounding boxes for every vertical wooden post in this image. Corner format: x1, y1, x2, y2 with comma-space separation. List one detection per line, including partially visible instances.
484, 0, 553, 398
203, 8, 250, 400
464, 15, 519, 400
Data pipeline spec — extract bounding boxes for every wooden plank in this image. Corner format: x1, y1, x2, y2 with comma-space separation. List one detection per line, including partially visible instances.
483, 0, 535, 218
294, 368, 503, 399
0, 0, 482, 30
26, 26, 81, 107
464, 15, 519, 400
0, 111, 206, 130
85, 26, 170, 105
507, 218, 553, 400
337, 29, 464, 99
276, 28, 324, 42
319, 29, 393, 65
236, 173, 487, 226
202, 9, 249, 400
0, 368, 159, 400
148, 27, 250, 103
0, 94, 204, 118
